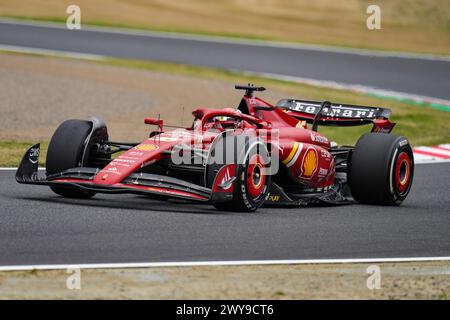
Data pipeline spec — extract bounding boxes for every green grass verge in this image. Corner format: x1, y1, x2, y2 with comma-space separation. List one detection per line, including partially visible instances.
1, 53, 449, 167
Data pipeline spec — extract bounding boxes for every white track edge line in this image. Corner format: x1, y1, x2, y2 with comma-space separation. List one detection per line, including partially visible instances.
0, 44, 106, 61
0, 257, 449, 272
1, 18, 450, 62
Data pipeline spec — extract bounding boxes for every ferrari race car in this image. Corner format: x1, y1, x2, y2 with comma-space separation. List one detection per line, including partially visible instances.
16, 85, 414, 212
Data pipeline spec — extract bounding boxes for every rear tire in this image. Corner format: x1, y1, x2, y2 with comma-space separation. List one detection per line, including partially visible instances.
349, 133, 414, 205
46, 119, 96, 199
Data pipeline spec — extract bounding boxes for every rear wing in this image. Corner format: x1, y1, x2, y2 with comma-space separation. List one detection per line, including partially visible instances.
276, 99, 392, 127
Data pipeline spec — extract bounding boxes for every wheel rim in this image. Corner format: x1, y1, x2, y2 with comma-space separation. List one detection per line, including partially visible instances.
395, 151, 412, 195
246, 154, 266, 199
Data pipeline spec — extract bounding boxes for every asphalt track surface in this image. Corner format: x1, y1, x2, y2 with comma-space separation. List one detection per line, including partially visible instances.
0, 163, 449, 266
1, 21, 450, 101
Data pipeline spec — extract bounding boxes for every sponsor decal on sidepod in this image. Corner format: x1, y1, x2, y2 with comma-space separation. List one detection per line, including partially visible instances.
301, 148, 318, 179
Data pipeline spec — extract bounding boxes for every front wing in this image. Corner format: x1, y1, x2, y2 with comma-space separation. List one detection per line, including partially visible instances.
15, 144, 230, 203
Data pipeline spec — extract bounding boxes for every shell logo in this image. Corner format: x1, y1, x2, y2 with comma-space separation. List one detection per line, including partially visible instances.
301, 148, 318, 178
134, 144, 159, 152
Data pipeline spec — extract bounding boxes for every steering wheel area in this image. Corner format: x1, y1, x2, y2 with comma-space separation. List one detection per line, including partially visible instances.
191, 108, 267, 134
203, 116, 245, 132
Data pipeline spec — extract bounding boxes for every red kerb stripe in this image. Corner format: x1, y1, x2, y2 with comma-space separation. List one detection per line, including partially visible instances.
413, 149, 450, 159
431, 146, 450, 152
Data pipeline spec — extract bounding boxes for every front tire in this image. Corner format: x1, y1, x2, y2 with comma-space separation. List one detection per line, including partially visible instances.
207, 136, 271, 212
46, 119, 96, 199
348, 133, 414, 205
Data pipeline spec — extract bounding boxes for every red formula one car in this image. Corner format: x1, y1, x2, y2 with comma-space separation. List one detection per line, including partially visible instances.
16, 85, 414, 212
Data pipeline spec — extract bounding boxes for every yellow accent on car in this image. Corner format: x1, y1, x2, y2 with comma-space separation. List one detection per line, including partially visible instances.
282, 142, 299, 164
268, 195, 281, 202
134, 144, 159, 152
296, 120, 306, 128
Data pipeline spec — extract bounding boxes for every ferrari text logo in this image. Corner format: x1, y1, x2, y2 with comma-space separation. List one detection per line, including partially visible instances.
286, 100, 378, 119
301, 148, 318, 178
